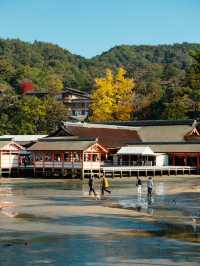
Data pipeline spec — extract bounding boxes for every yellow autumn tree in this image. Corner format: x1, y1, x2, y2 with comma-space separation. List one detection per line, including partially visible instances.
89, 68, 135, 121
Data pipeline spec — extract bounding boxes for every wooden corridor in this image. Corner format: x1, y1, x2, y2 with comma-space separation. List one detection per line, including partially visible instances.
101, 165, 197, 177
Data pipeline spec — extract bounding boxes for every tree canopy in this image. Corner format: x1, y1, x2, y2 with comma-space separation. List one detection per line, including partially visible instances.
89, 68, 135, 121
0, 90, 68, 135
0, 38, 200, 134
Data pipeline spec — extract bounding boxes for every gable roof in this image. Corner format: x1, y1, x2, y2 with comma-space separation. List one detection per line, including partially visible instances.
0, 141, 11, 149
137, 125, 193, 142
62, 87, 90, 98
0, 140, 24, 150
184, 127, 200, 141
0, 135, 47, 142
48, 120, 200, 150
28, 140, 97, 151
60, 122, 141, 149
127, 143, 200, 153
90, 119, 195, 127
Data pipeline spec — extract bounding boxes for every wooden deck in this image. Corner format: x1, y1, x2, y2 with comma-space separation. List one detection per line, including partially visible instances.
101, 165, 197, 177
1, 165, 198, 178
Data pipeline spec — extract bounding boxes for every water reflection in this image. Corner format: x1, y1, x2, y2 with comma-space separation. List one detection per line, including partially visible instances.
0, 178, 200, 265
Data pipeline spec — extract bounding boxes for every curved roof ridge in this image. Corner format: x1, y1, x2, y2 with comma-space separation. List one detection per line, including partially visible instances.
63, 121, 141, 131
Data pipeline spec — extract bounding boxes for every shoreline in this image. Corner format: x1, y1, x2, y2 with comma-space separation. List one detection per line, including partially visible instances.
0, 174, 199, 181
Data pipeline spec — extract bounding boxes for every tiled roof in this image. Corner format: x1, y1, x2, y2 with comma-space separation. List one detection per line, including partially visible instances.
0, 140, 24, 150
137, 125, 193, 142
128, 143, 200, 153
0, 141, 11, 149
49, 121, 199, 150
0, 135, 47, 142
63, 125, 141, 149
62, 87, 90, 98
28, 140, 96, 151
89, 119, 195, 127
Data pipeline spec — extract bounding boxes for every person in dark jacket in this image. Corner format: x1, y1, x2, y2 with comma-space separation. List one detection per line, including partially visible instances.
88, 175, 97, 196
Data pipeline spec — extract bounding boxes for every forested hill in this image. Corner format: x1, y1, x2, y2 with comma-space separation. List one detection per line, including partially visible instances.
1, 38, 200, 92
93, 43, 200, 81
1, 38, 200, 126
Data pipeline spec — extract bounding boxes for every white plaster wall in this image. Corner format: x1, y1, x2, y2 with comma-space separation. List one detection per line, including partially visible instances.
1, 154, 19, 168
156, 154, 169, 166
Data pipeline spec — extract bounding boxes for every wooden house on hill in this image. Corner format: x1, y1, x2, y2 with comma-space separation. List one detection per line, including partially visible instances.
62, 87, 91, 121
24, 87, 91, 122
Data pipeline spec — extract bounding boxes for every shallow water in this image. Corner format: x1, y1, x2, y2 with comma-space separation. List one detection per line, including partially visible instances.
0, 177, 200, 266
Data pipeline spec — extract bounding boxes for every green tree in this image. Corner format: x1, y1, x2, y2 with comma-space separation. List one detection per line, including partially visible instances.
161, 95, 191, 119
43, 96, 68, 133
158, 86, 192, 120
134, 79, 163, 119
186, 50, 200, 117
13, 97, 46, 134
0, 58, 16, 82
46, 73, 64, 95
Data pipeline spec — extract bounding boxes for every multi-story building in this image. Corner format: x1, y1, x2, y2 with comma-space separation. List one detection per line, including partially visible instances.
62, 87, 91, 121
23, 87, 91, 122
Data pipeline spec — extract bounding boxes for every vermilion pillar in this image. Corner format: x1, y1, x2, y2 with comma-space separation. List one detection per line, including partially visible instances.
197, 155, 200, 169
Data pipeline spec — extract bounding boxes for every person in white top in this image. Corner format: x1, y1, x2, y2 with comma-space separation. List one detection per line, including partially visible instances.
136, 177, 142, 194
147, 176, 153, 200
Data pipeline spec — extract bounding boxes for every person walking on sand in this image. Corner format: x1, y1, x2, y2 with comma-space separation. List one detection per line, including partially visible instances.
101, 176, 111, 195
136, 177, 142, 195
88, 175, 97, 196
147, 176, 153, 201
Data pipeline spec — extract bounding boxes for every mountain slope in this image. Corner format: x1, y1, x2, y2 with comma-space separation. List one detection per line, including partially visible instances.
0, 39, 200, 121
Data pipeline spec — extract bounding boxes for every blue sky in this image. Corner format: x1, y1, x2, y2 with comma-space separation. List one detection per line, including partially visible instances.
0, 0, 199, 58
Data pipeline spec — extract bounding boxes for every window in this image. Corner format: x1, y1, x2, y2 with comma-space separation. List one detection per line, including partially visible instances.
54, 153, 61, 162
73, 153, 80, 162
93, 154, 99, 161
35, 153, 43, 161
64, 152, 70, 162
84, 153, 89, 161
44, 153, 52, 161
84, 153, 93, 161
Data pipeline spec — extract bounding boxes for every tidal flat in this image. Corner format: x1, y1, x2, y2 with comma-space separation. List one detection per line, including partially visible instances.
0, 176, 200, 266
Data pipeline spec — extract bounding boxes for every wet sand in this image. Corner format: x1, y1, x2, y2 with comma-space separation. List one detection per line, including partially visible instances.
0, 176, 200, 265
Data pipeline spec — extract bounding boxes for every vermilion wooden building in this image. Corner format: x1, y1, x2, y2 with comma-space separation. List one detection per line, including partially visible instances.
28, 137, 107, 178
52, 120, 200, 169
0, 140, 24, 176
